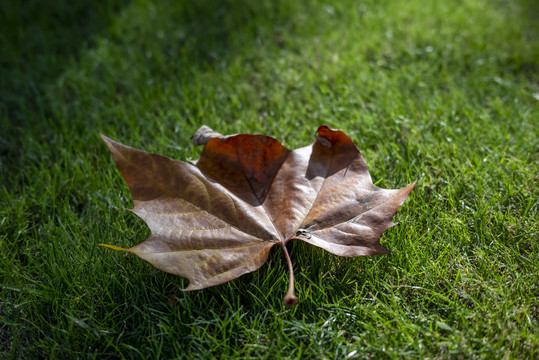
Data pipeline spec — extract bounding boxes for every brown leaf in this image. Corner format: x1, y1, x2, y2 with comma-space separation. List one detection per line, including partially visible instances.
100, 125, 416, 306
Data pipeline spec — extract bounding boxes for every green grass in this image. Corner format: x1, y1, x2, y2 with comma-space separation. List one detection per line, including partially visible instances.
1, 0, 537, 358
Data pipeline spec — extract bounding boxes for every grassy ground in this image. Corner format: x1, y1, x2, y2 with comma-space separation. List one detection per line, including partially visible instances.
1, 0, 537, 358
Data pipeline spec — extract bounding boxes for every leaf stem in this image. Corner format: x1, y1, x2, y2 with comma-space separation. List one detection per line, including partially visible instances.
281, 242, 298, 306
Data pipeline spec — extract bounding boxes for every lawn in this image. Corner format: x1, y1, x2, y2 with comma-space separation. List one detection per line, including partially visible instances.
1, 0, 537, 358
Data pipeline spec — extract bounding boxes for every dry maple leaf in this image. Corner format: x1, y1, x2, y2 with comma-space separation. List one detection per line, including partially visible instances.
100, 125, 416, 306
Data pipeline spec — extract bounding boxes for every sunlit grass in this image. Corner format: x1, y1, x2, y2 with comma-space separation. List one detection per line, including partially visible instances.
1, 0, 537, 358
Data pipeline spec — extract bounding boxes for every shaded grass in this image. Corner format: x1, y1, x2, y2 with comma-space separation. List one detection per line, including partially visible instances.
1, 0, 537, 358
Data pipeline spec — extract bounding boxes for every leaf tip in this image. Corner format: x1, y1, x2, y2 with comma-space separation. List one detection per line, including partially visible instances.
99, 133, 120, 152
400, 179, 418, 198
182, 282, 201, 292
99, 133, 111, 142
